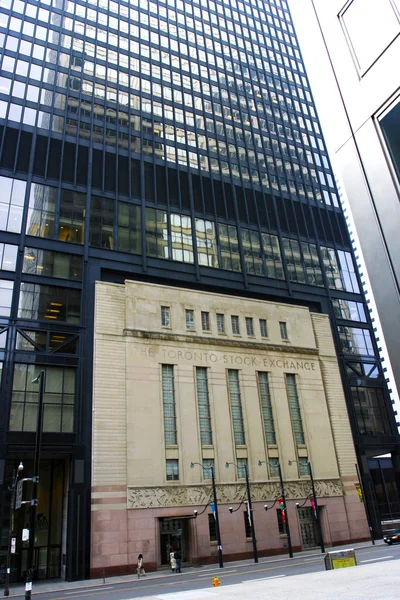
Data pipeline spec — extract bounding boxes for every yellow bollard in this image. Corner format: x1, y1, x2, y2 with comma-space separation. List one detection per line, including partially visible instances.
212, 577, 221, 587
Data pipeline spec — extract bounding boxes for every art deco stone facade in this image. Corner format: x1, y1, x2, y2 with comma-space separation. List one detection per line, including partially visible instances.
91, 280, 369, 576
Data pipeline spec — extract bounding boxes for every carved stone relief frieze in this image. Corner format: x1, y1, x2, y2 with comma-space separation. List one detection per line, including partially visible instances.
127, 479, 342, 509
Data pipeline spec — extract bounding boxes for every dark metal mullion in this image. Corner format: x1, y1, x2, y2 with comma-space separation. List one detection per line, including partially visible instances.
273, 195, 293, 296
46, 459, 55, 578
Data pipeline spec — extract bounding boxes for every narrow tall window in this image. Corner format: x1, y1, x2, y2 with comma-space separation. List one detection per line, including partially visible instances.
162, 365, 177, 445
243, 512, 252, 538
299, 457, 309, 477
280, 321, 288, 340
201, 311, 210, 331
228, 370, 245, 445
231, 315, 240, 334
202, 458, 214, 480
166, 459, 179, 481
259, 318, 268, 338
269, 458, 280, 478
208, 513, 217, 541
276, 509, 286, 534
258, 372, 276, 445
196, 367, 212, 445
216, 313, 225, 333
286, 374, 305, 445
185, 309, 195, 330
245, 317, 254, 336
237, 458, 247, 478
161, 306, 170, 327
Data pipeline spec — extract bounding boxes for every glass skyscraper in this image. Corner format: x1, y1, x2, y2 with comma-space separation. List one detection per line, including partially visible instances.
0, 0, 398, 582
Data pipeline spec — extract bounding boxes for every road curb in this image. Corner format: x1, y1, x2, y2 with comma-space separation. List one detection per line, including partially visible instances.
4, 541, 383, 597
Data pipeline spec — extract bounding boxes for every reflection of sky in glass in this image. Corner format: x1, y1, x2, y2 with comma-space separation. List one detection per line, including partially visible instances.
342, 0, 400, 72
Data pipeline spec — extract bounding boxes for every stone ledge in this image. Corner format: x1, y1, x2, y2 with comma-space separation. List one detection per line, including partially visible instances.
123, 328, 319, 356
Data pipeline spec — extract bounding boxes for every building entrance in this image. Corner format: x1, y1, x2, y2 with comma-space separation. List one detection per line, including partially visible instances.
2, 458, 67, 582
298, 507, 318, 548
159, 518, 189, 566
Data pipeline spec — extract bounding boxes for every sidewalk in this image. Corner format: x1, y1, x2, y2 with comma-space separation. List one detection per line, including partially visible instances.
2, 539, 383, 597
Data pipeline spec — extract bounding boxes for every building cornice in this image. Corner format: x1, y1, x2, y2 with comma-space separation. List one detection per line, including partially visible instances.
123, 328, 319, 356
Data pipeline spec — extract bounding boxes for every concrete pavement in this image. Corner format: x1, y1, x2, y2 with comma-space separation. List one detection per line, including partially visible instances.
2, 540, 384, 597
132, 558, 400, 600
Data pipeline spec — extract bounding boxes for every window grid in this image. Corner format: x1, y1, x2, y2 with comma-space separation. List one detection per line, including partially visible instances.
161, 306, 170, 327
286, 373, 305, 445
298, 457, 309, 477
231, 314, 240, 335
320, 246, 343, 291
245, 316, 254, 336
237, 458, 248, 479
17, 283, 81, 323
185, 308, 195, 329
283, 237, 305, 284
162, 364, 177, 446
242, 228, 263, 275
351, 387, 391, 437
279, 321, 288, 340
219, 224, 241, 272
216, 313, 225, 333
0, 0, 338, 208
332, 299, 366, 322
0, 244, 18, 272
301, 242, 323, 286
258, 372, 276, 445
338, 251, 360, 294
228, 369, 245, 445
269, 457, 280, 478
259, 318, 268, 338
166, 459, 179, 481
262, 233, 285, 279
201, 310, 210, 331
202, 458, 214, 480
9, 364, 75, 433
196, 367, 213, 446
0, 176, 26, 235
338, 326, 374, 356
196, 219, 219, 268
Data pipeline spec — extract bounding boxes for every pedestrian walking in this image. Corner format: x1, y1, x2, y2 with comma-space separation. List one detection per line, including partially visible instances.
170, 550, 177, 572
137, 553, 146, 578
174, 549, 182, 573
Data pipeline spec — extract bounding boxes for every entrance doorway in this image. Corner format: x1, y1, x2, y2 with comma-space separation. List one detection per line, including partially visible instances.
4, 458, 67, 581
159, 518, 189, 565
298, 507, 318, 548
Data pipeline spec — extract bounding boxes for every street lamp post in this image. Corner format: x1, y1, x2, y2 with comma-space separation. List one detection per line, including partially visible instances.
190, 462, 223, 568
258, 460, 293, 558
25, 370, 46, 600
226, 462, 258, 563
307, 461, 325, 554
289, 459, 325, 554
4, 462, 24, 597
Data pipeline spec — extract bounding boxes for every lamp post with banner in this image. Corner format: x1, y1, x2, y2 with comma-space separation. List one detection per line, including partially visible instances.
25, 370, 46, 600
4, 462, 24, 597
226, 461, 258, 563
289, 459, 325, 553
190, 462, 223, 568
259, 460, 293, 558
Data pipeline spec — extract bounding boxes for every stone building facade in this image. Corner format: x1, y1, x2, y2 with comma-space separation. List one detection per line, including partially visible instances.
91, 280, 368, 576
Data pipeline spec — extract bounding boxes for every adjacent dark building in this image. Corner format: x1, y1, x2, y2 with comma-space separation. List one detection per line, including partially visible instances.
0, 0, 398, 583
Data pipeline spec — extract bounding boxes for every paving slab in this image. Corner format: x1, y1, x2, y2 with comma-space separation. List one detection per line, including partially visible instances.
132, 557, 400, 600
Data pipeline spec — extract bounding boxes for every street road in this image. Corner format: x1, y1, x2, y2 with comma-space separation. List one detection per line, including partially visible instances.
9, 542, 400, 600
